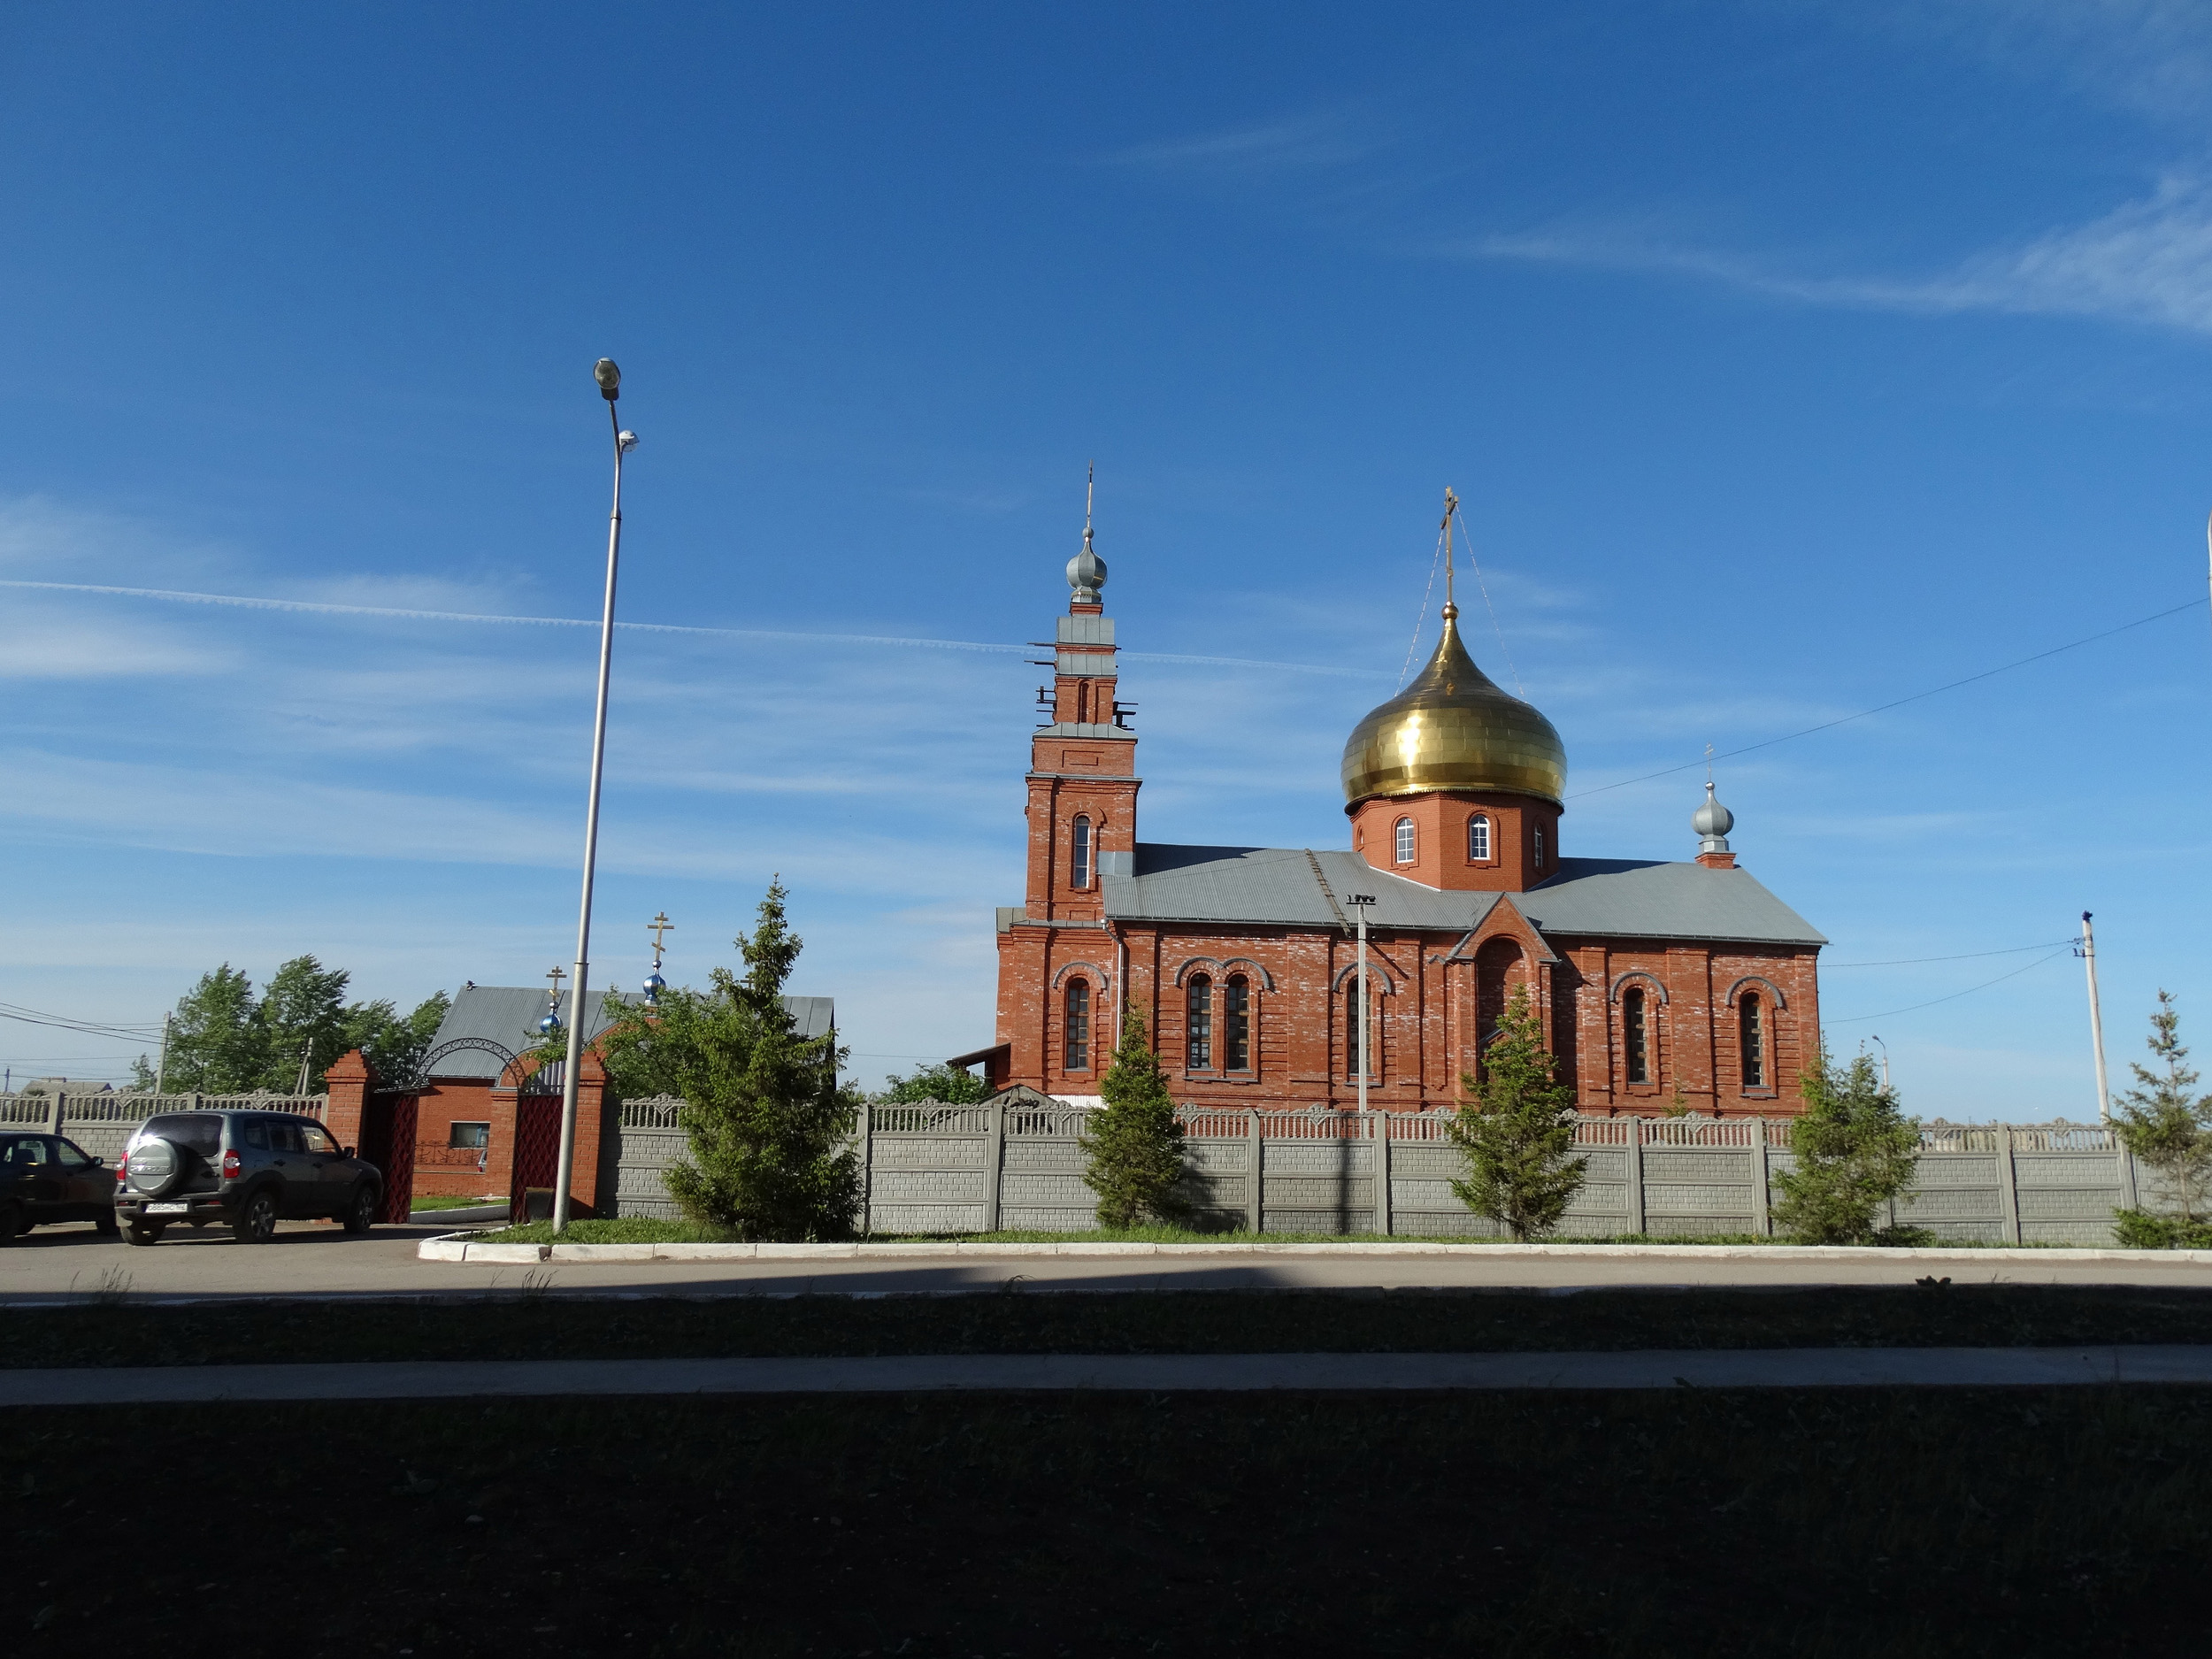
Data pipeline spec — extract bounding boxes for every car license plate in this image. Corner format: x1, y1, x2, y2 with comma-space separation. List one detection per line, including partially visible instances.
144, 1202, 189, 1214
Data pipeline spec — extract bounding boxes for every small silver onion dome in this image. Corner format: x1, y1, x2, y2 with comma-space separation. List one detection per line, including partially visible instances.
1067, 540, 1107, 603
1694, 780, 1734, 854
642, 972, 666, 1005
538, 1010, 563, 1037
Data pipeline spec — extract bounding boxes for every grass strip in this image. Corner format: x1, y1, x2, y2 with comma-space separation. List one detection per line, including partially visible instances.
6, 1285, 2211, 1370
9, 1386, 2208, 1655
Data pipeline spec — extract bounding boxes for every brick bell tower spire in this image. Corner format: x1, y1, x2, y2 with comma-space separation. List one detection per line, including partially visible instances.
1024, 465, 1140, 924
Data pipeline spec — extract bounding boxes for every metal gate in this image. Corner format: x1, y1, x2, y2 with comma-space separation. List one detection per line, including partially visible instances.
510, 1095, 562, 1223
355, 1092, 420, 1223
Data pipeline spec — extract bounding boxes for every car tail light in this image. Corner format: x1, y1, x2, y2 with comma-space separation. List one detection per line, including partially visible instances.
116, 1154, 128, 1183
222, 1150, 241, 1179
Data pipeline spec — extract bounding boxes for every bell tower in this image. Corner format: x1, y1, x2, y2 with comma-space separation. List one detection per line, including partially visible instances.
1025, 468, 1139, 922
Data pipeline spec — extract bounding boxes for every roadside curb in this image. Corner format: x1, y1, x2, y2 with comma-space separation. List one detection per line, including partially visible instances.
415, 1233, 2212, 1267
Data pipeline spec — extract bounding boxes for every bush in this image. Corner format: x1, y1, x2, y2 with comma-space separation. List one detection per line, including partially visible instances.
1081, 1009, 1187, 1228
2112, 1208, 2212, 1250
2111, 990, 2212, 1232
1771, 1047, 1920, 1245
593, 881, 861, 1242
1447, 986, 1587, 1241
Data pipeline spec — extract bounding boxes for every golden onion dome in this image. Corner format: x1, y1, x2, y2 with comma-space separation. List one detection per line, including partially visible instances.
1341, 603, 1567, 807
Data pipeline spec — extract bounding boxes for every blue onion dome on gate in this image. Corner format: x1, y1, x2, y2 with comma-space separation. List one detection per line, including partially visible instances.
642, 971, 667, 1005
1341, 603, 1568, 807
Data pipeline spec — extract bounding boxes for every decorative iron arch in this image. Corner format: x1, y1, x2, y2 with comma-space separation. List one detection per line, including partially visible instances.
390, 1035, 524, 1091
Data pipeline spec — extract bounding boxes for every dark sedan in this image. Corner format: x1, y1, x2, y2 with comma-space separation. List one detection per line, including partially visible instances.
0, 1133, 120, 1241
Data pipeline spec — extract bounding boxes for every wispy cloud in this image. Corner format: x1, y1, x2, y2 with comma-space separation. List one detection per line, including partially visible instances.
1466, 175, 2212, 337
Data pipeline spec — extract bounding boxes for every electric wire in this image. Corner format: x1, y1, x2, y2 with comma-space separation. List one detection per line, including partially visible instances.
1824, 940, 2078, 968
1397, 520, 1448, 688
1570, 596, 2209, 800
1825, 948, 2074, 1025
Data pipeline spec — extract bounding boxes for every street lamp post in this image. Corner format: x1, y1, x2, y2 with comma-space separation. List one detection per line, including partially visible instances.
1347, 895, 1377, 1113
552, 359, 638, 1232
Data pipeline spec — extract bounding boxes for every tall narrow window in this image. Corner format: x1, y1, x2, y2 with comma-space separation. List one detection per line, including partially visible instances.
1624, 987, 1649, 1086
1224, 976, 1250, 1071
1533, 826, 1547, 869
1186, 975, 1213, 1070
1740, 993, 1766, 1089
1064, 980, 1091, 1071
1071, 816, 1094, 889
1346, 984, 1373, 1079
1394, 817, 1416, 865
1468, 813, 1491, 862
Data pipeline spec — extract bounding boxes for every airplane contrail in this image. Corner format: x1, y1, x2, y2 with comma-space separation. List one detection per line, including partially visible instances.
0, 578, 1391, 680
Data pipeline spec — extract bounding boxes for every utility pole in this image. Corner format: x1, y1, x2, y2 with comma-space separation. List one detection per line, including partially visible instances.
1348, 894, 1377, 1111
155, 1013, 173, 1095
2080, 910, 2111, 1123
1869, 1033, 1890, 1092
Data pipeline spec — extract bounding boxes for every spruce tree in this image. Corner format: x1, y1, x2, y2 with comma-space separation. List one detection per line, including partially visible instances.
2111, 990, 2212, 1246
1447, 985, 1586, 1240
1081, 1008, 1187, 1228
595, 880, 860, 1240
1770, 1046, 1923, 1244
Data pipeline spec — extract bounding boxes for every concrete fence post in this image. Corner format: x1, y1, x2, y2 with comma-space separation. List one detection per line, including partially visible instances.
2115, 1126, 2139, 1214
1624, 1118, 1645, 1237
1247, 1109, 1263, 1234
857, 1101, 873, 1236
982, 1099, 1003, 1233
1748, 1117, 1770, 1237
1994, 1125, 2022, 1246
49, 1090, 65, 1136
1373, 1112, 1392, 1237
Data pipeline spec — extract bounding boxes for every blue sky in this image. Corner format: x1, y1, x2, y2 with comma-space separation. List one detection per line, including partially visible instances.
5, 2, 2209, 1116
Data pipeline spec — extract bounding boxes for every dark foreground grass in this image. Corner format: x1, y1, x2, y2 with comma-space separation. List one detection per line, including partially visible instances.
7, 1284, 2212, 1370
9, 1386, 2209, 1656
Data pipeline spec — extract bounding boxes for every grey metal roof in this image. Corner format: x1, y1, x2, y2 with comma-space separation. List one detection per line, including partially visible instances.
1101, 845, 1823, 948
424, 986, 835, 1079
1525, 858, 1826, 947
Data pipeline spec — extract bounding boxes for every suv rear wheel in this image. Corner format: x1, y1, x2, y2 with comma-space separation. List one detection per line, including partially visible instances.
341, 1183, 378, 1235
0, 1201, 23, 1244
126, 1221, 165, 1247
232, 1188, 280, 1245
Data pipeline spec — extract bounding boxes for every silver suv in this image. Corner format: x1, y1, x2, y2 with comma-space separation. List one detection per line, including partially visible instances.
116, 1110, 384, 1246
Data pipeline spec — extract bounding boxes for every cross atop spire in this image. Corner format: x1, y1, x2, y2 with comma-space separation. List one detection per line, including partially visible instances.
1066, 463, 1107, 606
1441, 487, 1460, 612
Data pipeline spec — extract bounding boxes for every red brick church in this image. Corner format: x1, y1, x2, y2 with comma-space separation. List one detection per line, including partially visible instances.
959, 512, 1825, 1116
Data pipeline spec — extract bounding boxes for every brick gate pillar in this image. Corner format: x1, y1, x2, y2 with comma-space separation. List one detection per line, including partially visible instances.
325, 1049, 374, 1147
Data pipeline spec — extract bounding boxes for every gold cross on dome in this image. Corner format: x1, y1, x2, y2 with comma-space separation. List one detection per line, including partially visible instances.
647, 911, 674, 968
545, 964, 567, 1003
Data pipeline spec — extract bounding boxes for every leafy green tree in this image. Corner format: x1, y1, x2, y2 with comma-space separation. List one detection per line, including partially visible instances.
1081, 1008, 1187, 1228
257, 955, 355, 1090
1771, 1047, 1924, 1245
875, 1063, 991, 1105
1447, 985, 1586, 1240
345, 990, 451, 1085
2111, 990, 2212, 1247
594, 880, 860, 1240
153, 960, 448, 1094
160, 965, 272, 1093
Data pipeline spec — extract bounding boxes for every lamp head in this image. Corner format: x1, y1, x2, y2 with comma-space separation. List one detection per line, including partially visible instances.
594, 358, 621, 402
617, 429, 639, 453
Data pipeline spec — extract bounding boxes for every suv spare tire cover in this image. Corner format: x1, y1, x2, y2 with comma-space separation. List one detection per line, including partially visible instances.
126, 1138, 188, 1199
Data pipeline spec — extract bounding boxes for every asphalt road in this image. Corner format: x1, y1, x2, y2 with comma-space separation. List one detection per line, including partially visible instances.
9, 1219, 2212, 1302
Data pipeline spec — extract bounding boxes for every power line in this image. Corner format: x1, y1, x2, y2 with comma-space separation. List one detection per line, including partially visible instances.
1570, 595, 2208, 801
1824, 940, 2077, 968
0, 1000, 165, 1041
1826, 948, 2073, 1025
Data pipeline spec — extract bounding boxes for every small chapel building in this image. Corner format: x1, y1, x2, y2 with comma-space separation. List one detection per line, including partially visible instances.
963, 514, 1827, 1116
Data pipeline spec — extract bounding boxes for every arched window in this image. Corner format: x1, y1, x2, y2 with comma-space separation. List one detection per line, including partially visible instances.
1071, 816, 1094, 889
1345, 983, 1374, 1079
1740, 993, 1766, 1089
1225, 975, 1250, 1071
1533, 826, 1547, 869
1186, 974, 1213, 1070
1468, 813, 1491, 862
1064, 980, 1091, 1072
1394, 817, 1416, 865
1623, 987, 1649, 1086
